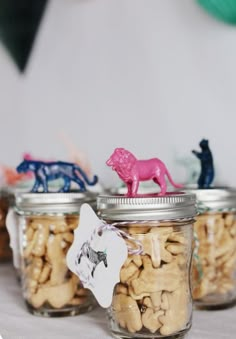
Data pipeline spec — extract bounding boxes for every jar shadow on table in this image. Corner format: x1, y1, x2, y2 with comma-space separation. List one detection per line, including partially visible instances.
90, 308, 113, 336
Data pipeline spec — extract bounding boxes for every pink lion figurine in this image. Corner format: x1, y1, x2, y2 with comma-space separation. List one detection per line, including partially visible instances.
106, 148, 183, 197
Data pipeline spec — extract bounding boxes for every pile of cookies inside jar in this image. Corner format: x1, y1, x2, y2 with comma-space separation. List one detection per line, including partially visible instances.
14, 192, 98, 317
190, 188, 236, 309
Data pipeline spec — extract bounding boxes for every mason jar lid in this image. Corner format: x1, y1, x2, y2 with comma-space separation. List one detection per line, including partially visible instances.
183, 187, 236, 212
97, 192, 197, 221
15, 192, 97, 214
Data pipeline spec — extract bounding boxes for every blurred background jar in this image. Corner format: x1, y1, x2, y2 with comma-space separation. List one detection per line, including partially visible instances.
15, 192, 98, 317
0, 189, 13, 262
97, 192, 196, 339
6, 181, 46, 281
190, 188, 236, 309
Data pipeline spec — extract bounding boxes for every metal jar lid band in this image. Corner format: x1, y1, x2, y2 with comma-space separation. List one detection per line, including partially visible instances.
97, 192, 197, 221
183, 187, 236, 212
15, 192, 97, 214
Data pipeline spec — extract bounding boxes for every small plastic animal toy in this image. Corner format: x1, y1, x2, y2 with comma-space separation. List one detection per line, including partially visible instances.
106, 148, 182, 196
16, 159, 98, 193
192, 139, 214, 188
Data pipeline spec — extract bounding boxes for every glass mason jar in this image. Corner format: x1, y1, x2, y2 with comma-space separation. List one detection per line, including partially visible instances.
97, 192, 196, 339
190, 188, 236, 309
15, 192, 98, 317
0, 190, 12, 261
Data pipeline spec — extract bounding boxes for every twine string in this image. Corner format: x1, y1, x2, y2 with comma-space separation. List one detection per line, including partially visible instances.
97, 223, 143, 255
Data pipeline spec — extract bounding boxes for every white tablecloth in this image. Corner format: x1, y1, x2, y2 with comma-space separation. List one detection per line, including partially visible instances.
0, 263, 235, 339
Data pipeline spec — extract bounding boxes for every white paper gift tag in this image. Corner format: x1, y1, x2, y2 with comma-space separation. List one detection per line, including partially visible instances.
6, 208, 21, 269
66, 203, 128, 308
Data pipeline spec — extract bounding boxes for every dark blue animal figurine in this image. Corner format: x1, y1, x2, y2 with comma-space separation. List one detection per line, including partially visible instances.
78, 241, 107, 277
16, 160, 98, 193
192, 139, 214, 189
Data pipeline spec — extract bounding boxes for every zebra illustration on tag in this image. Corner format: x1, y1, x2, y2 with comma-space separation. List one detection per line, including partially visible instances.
77, 241, 108, 278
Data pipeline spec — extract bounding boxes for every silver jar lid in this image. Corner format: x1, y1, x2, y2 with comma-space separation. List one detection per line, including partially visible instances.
97, 192, 197, 221
15, 192, 97, 214
183, 187, 236, 212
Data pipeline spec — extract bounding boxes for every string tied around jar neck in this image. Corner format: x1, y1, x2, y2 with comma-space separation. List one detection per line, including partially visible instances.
80, 215, 196, 260
98, 222, 143, 255
97, 217, 195, 256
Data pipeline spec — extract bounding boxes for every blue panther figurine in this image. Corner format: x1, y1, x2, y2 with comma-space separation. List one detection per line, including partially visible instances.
192, 139, 214, 189
16, 159, 98, 193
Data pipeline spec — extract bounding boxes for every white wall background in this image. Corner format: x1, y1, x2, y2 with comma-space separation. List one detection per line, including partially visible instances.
0, 0, 236, 189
